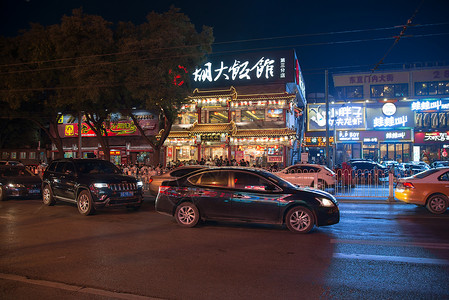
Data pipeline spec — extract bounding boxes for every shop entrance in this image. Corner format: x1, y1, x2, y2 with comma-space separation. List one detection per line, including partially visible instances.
380, 142, 411, 163
363, 145, 378, 161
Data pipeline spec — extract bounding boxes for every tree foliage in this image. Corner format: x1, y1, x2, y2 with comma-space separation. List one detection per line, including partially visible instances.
0, 7, 213, 162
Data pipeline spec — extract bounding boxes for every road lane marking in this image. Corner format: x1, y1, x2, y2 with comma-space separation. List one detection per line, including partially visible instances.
331, 239, 449, 249
0, 272, 163, 300
334, 253, 449, 265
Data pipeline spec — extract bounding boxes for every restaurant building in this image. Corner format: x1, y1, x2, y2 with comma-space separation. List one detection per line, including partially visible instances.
164, 50, 307, 168
304, 65, 449, 165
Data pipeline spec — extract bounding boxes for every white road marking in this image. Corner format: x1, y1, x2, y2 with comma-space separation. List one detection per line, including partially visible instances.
331, 239, 449, 250
334, 253, 449, 265
0, 272, 163, 300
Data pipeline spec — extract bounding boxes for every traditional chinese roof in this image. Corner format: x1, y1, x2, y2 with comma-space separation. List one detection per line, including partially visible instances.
189, 87, 237, 100
189, 121, 237, 134
167, 131, 190, 138
235, 92, 296, 102
234, 128, 296, 137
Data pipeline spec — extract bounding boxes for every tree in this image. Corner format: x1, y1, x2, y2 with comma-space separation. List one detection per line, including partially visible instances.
0, 24, 67, 158
116, 7, 213, 165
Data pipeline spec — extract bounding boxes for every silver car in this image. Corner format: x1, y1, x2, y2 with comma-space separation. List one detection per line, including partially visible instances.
148, 166, 207, 195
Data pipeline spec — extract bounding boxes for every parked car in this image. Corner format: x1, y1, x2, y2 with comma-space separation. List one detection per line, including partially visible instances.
42, 158, 144, 215
0, 165, 42, 201
155, 167, 340, 233
348, 160, 388, 183
395, 167, 449, 214
400, 162, 430, 177
148, 165, 208, 195
431, 161, 449, 168
274, 163, 336, 189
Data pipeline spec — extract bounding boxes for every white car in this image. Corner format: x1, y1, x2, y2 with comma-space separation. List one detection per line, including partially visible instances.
274, 163, 336, 189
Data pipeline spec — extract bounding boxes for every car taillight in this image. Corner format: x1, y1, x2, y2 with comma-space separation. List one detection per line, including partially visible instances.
159, 186, 170, 193
149, 178, 153, 184
403, 182, 415, 189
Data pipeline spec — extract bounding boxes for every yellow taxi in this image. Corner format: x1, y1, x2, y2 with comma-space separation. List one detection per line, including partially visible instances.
395, 167, 449, 214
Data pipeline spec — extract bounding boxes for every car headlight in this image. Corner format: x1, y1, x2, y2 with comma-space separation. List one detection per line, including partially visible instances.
316, 197, 335, 207
8, 183, 25, 188
137, 181, 143, 187
93, 183, 108, 188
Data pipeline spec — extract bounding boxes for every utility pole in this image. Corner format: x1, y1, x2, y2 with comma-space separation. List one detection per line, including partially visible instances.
325, 70, 330, 168
78, 111, 82, 158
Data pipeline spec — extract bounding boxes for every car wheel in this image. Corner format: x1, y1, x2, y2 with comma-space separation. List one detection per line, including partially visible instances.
77, 190, 95, 216
175, 202, 200, 227
285, 206, 314, 233
42, 185, 55, 206
0, 187, 5, 201
426, 194, 448, 214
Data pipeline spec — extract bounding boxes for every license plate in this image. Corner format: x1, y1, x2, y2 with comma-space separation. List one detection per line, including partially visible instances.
28, 189, 40, 194
120, 191, 134, 197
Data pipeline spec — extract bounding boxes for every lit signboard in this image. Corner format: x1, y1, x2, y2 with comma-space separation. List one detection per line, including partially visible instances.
307, 104, 365, 131
337, 131, 360, 141
411, 100, 449, 111
192, 50, 296, 88
366, 103, 413, 129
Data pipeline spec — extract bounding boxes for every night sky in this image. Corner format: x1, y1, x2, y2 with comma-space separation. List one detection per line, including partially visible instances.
1, 0, 448, 93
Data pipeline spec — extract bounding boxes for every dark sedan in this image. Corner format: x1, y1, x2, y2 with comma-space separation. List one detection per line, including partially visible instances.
155, 167, 339, 233
0, 166, 42, 201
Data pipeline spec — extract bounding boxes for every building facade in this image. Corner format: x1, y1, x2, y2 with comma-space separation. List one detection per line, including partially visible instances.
164, 50, 307, 168
305, 66, 449, 166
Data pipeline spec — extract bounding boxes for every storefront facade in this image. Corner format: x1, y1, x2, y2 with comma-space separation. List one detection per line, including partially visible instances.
56, 110, 159, 165
305, 66, 449, 166
164, 50, 307, 168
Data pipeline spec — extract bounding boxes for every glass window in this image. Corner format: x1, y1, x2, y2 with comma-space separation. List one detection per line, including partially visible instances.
11, 152, 16, 159
439, 82, 449, 95
267, 109, 283, 120
29, 152, 36, 159
175, 111, 198, 125
371, 84, 408, 98
195, 171, 229, 187
233, 172, 277, 191
415, 81, 449, 96
2, 152, 7, 159
208, 111, 228, 123
241, 110, 265, 122
334, 86, 363, 100
20, 152, 26, 159
346, 86, 363, 99
55, 162, 65, 173
438, 172, 449, 181
171, 167, 203, 178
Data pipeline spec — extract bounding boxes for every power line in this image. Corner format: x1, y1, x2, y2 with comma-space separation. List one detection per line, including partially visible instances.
0, 21, 447, 69
1, 31, 448, 76
371, 0, 425, 72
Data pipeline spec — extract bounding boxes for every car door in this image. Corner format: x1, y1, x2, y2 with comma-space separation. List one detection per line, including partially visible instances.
189, 170, 233, 219
230, 171, 282, 222
279, 166, 311, 186
51, 162, 66, 197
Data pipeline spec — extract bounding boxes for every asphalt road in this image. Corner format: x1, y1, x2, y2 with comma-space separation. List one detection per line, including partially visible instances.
1, 197, 449, 299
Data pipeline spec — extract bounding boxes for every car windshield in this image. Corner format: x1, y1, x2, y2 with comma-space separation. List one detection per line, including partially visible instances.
413, 168, 441, 179
76, 160, 120, 175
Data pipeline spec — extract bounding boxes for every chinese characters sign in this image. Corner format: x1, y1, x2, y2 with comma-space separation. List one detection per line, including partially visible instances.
307, 104, 365, 131
366, 105, 413, 129
192, 50, 295, 87
411, 100, 449, 111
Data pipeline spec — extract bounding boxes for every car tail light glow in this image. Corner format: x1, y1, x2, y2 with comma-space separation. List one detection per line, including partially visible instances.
403, 182, 415, 189
149, 178, 153, 184
159, 186, 170, 193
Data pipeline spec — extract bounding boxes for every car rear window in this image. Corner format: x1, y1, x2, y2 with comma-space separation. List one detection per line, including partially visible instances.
414, 169, 441, 179
171, 167, 202, 177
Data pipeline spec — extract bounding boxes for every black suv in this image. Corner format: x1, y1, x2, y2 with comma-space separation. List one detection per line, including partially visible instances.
42, 158, 143, 215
